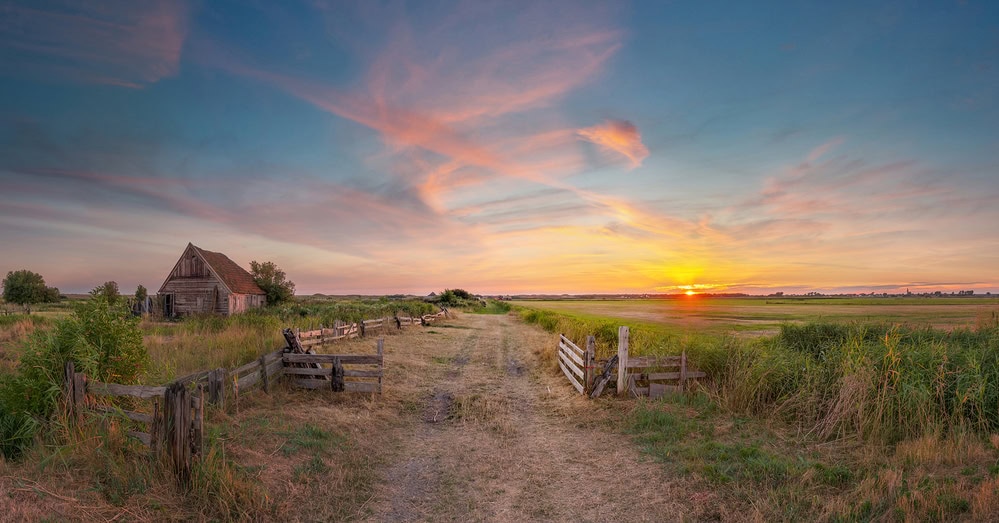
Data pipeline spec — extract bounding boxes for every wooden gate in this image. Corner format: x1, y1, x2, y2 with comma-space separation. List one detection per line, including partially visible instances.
557, 334, 595, 395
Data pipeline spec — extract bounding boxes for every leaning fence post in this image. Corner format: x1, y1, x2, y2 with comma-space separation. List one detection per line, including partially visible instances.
585, 336, 596, 393
617, 326, 629, 395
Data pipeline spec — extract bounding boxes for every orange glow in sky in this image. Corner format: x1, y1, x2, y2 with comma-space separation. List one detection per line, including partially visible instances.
0, 2, 997, 296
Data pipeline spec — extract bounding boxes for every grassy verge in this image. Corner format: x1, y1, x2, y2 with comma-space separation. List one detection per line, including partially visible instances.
627, 393, 999, 521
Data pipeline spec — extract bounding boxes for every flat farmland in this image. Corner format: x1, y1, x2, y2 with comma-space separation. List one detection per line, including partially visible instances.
511, 297, 999, 335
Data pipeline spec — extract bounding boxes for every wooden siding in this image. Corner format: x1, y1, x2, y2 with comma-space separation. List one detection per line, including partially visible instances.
160, 279, 230, 316
229, 293, 265, 314
171, 249, 213, 279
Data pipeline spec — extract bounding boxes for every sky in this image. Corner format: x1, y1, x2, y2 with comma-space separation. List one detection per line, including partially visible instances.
1, 0, 997, 296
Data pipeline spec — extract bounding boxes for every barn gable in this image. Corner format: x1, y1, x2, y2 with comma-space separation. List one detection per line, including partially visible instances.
158, 243, 266, 316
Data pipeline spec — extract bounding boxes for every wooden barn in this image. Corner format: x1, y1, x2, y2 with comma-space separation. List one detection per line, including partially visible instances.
158, 243, 267, 317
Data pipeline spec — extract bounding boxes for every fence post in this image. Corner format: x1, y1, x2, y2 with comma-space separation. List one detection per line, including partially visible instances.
680, 351, 687, 391
165, 383, 191, 484
208, 368, 226, 408
377, 338, 384, 394
617, 326, 629, 395
232, 374, 239, 414
64, 361, 79, 423
359, 321, 366, 338
585, 336, 596, 393
193, 385, 204, 457
150, 398, 160, 458
259, 354, 270, 394
331, 357, 345, 392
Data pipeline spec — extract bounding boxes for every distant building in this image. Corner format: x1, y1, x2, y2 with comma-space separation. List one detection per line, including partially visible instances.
157, 243, 266, 317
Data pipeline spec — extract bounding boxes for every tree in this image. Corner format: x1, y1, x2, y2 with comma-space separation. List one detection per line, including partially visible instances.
250, 261, 295, 306
134, 284, 147, 303
2, 270, 48, 313
43, 286, 61, 303
93, 281, 120, 303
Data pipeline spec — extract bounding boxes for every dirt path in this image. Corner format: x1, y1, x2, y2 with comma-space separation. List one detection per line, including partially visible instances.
366, 313, 691, 522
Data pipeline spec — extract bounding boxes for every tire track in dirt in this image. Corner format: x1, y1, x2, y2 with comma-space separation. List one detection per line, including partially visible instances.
367, 314, 692, 522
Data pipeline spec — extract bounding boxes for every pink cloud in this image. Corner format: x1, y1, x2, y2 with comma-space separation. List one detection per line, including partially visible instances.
200, 2, 625, 219
0, 1, 189, 87
577, 119, 650, 168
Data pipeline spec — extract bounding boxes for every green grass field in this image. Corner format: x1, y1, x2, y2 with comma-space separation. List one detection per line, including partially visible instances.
512, 297, 999, 336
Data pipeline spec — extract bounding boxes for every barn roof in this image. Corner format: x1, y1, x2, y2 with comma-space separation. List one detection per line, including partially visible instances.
191, 245, 266, 295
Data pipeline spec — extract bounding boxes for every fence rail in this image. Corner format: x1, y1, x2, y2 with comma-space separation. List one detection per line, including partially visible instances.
63, 362, 204, 483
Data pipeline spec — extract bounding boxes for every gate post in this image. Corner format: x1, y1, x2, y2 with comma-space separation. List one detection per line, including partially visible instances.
617, 326, 629, 395
584, 336, 596, 393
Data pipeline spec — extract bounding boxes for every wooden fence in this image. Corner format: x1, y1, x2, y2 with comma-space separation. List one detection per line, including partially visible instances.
295, 309, 449, 343
284, 338, 384, 393
558, 326, 706, 399
60, 306, 449, 482
64, 362, 204, 483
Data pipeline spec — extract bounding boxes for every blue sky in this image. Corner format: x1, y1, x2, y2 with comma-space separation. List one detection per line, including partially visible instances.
1, 0, 997, 295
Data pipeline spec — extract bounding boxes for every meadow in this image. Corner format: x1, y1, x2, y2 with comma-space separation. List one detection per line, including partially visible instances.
512, 296, 999, 336
518, 296, 999, 521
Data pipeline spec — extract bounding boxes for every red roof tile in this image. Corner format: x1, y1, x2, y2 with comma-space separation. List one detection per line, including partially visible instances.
193, 245, 266, 295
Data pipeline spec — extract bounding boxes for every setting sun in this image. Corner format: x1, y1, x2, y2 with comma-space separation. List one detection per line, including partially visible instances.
685, 290, 696, 296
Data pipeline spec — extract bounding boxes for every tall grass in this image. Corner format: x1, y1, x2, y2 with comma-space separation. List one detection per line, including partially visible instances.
142, 298, 434, 383
517, 306, 733, 376
519, 304, 999, 444
727, 322, 999, 443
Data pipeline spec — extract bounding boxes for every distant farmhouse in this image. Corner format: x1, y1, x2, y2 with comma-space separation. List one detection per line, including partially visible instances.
158, 243, 266, 317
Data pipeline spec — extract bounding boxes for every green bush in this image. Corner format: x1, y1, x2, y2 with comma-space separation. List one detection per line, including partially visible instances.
435, 289, 482, 309
0, 289, 149, 459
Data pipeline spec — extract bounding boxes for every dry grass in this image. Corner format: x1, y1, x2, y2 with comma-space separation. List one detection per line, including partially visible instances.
0, 317, 47, 372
